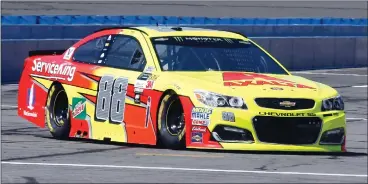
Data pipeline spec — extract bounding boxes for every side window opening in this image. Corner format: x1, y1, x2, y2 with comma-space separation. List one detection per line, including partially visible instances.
73, 36, 108, 64
104, 35, 146, 71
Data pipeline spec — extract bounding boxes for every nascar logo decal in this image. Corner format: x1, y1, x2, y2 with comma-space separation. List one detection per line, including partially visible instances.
223, 72, 315, 89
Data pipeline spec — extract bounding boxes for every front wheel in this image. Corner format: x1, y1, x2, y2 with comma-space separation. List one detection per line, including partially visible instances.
157, 93, 186, 149
45, 83, 71, 139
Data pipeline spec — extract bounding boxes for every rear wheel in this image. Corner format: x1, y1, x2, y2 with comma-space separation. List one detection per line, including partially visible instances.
45, 83, 71, 139
157, 93, 186, 149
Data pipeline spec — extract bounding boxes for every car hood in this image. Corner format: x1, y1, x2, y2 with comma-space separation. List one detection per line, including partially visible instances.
160, 71, 337, 99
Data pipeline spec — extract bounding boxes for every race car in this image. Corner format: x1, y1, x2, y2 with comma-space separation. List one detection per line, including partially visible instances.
18, 26, 347, 152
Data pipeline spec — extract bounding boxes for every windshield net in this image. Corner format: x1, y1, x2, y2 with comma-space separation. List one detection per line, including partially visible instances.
151, 36, 288, 74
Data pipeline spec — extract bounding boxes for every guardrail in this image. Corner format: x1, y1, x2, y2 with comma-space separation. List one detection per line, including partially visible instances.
1, 15, 367, 84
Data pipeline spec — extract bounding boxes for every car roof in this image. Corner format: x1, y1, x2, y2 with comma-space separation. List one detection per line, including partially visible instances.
136, 26, 248, 39
98, 26, 249, 40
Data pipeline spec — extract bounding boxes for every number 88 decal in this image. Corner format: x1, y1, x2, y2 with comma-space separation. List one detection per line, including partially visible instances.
95, 75, 129, 124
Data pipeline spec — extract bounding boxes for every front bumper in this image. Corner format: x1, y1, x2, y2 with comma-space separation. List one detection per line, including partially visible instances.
187, 108, 346, 152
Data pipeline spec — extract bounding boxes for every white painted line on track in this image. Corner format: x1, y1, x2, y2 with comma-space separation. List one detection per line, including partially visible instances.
346, 117, 368, 121
352, 85, 368, 88
2, 161, 367, 178
292, 72, 367, 77
1, 104, 18, 108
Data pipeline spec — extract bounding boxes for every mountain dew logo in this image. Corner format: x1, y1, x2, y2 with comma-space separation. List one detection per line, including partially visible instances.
72, 98, 86, 119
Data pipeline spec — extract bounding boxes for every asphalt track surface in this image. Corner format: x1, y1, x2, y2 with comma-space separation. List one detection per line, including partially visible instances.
1, 68, 368, 183
2, 1, 367, 18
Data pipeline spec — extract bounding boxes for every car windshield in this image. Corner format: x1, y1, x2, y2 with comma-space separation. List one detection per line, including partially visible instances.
151, 36, 288, 75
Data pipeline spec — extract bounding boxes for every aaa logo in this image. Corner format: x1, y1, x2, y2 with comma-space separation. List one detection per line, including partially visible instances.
223, 72, 315, 89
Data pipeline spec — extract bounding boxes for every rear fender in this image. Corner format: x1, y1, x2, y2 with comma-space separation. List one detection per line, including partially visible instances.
17, 57, 54, 128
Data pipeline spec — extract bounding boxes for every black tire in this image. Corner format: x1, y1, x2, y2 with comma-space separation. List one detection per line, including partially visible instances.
45, 83, 71, 139
157, 93, 186, 149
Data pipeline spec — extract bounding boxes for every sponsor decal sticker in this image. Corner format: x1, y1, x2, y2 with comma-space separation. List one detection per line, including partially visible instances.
222, 112, 235, 122
259, 112, 316, 117
138, 73, 159, 81
145, 80, 154, 89
191, 132, 203, 143
192, 126, 207, 133
72, 98, 87, 119
134, 88, 144, 93
134, 80, 147, 89
172, 83, 181, 90
138, 73, 150, 80
144, 66, 155, 73
31, 58, 76, 81
134, 79, 155, 89
184, 37, 223, 42
23, 110, 38, 117
270, 87, 284, 90
223, 72, 315, 89
149, 75, 159, 81
154, 38, 169, 41
191, 107, 212, 120
63, 47, 75, 60
192, 119, 210, 126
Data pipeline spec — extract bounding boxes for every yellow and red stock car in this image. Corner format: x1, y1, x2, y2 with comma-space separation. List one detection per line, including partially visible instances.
18, 26, 347, 152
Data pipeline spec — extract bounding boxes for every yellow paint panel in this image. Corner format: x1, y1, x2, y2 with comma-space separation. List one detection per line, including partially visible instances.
32, 77, 54, 90
62, 83, 128, 142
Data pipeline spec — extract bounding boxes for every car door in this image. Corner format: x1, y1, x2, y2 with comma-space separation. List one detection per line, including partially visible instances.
69, 29, 158, 144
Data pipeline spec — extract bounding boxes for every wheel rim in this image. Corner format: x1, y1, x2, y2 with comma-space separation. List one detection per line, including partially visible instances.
166, 98, 185, 135
53, 90, 68, 127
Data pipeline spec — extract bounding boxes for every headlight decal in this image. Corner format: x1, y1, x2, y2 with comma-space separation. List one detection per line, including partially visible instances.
194, 89, 247, 109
